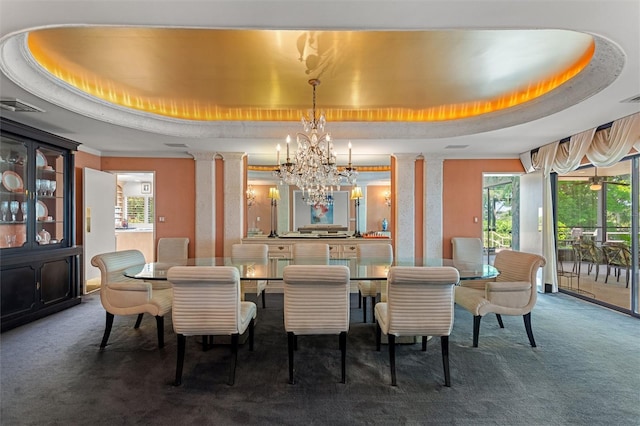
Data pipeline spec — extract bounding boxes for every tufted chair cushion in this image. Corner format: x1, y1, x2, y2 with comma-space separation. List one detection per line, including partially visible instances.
376, 266, 459, 337
167, 266, 257, 336
283, 265, 350, 335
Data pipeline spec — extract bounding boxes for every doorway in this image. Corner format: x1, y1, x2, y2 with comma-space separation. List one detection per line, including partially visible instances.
113, 172, 155, 262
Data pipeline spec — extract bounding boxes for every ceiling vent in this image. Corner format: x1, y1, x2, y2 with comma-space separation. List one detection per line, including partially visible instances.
0, 98, 45, 112
445, 144, 469, 149
164, 143, 189, 148
620, 94, 640, 103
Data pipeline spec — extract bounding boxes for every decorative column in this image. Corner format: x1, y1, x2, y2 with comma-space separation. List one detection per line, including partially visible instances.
189, 151, 216, 258
219, 152, 246, 257
393, 154, 418, 260
424, 156, 444, 259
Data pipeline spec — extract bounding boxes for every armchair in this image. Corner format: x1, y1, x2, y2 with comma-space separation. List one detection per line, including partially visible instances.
91, 249, 173, 349
455, 250, 546, 347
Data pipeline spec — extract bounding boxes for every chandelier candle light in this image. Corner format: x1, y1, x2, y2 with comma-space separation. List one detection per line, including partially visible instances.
351, 186, 363, 238
274, 79, 357, 206
267, 187, 280, 238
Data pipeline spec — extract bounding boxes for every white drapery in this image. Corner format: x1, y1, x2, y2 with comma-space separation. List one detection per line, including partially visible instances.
525, 112, 640, 292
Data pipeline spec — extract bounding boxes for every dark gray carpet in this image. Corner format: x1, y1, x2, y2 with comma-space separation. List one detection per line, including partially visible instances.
1, 291, 638, 425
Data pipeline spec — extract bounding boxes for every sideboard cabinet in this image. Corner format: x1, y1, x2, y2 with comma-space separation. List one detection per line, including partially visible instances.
0, 118, 82, 332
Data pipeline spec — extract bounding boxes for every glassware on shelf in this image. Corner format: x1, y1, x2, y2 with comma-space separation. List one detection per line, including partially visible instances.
1, 201, 8, 221
21, 201, 28, 222
5, 234, 16, 247
10, 201, 19, 221
49, 181, 56, 196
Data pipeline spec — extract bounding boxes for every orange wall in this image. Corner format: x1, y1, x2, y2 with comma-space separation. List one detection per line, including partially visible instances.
366, 185, 392, 232
100, 157, 196, 258
442, 158, 523, 259
246, 184, 273, 235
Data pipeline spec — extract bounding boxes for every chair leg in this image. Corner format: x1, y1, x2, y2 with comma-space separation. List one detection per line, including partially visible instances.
228, 333, 239, 386
249, 318, 255, 351
388, 334, 397, 386
155, 316, 165, 348
358, 290, 362, 308
261, 290, 266, 309
370, 296, 376, 323
422, 336, 428, 352
472, 315, 482, 347
523, 312, 536, 347
496, 314, 504, 328
441, 336, 451, 387
202, 335, 213, 351
376, 323, 382, 351
287, 332, 295, 384
362, 297, 367, 322
100, 312, 114, 349
339, 331, 347, 384
134, 313, 144, 329
174, 334, 186, 386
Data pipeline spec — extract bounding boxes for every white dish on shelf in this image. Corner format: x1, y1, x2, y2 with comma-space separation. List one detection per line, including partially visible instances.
36, 200, 48, 219
2, 170, 24, 192
35, 150, 48, 168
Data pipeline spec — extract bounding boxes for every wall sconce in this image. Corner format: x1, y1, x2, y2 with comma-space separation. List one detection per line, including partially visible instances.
246, 185, 257, 207
267, 187, 280, 238
383, 189, 391, 207
351, 186, 363, 238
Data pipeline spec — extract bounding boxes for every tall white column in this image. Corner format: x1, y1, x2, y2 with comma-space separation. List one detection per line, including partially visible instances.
189, 151, 216, 258
393, 153, 418, 260
219, 152, 245, 256
424, 156, 444, 259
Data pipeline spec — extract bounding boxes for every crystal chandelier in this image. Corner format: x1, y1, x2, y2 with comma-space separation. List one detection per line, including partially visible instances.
274, 79, 357, 205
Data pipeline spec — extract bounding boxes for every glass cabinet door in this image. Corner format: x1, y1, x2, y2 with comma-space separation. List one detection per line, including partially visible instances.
0, 135, 28, 248
34, 145, 65, 246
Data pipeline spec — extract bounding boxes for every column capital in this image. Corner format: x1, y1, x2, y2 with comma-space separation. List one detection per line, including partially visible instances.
189, 151, 217, 161
218, 152, 246, 162
392, 153, 422, 163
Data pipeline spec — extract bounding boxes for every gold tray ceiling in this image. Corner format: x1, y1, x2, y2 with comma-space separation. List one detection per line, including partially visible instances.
28, 27, 594, 122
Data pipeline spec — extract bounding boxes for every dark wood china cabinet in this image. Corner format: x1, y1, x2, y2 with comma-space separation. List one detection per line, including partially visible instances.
0, 118, 81, 331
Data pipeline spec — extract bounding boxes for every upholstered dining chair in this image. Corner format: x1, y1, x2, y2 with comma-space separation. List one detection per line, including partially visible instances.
157, 237, 189, 262
375, 266, 459, 387
167, 266, 257, 386
455, 250, 546, 347
231, 243, 269, 308
602, 242, 631, 287
283, 265, 350, 384
91, 249, 173, 350
451, 237, 484, 269
356, 243, 393, 323
292, 243, 330, 263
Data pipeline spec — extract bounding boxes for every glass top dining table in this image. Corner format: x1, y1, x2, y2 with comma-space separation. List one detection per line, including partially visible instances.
123, 257, 498, 282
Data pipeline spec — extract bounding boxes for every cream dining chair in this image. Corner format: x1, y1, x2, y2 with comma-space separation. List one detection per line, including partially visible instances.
375, 266, 460, 386
455, 249, 546, 347
91, 249, 173, 350
231, 243, 269, 308
283, 265, 351, 384
157, 237, 189, 262
292, 243, 330, 263
167, 266, 257, 386
451, 237, 484, 269
356, 243, 393, 323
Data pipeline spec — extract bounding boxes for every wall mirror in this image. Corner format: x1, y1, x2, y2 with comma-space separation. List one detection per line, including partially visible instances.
246, 155, 391, 237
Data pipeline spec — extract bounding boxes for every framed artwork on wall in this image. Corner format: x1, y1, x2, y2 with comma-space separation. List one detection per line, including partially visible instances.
293, 190, 349, 231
